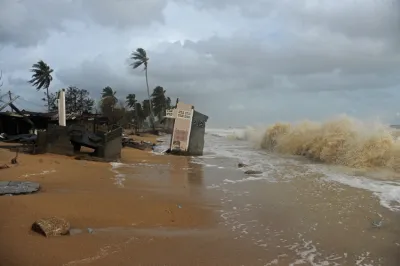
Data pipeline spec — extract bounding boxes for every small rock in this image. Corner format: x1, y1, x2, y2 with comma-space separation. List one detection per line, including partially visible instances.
0, 181, 40, 196
238, 163, 248, 168
31, 217, 70, 237
244, 170, 263, 175
371, 220, 383, 228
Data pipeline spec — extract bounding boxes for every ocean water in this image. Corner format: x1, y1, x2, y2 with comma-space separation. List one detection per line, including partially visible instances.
112, 118, 400, 265
203, 125, 400, 212
197, 124, 400, 265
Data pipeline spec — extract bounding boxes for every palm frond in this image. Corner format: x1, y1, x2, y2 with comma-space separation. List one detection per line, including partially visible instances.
130, 48, 148, 70
36, 80, 46, 91
136, 48, 146, 57
131, 53, 143, 60
131, 61, 144, 69
29, 60, 53, 91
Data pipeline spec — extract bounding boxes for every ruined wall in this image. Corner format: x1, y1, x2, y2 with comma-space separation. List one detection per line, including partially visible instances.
187, 111, 208, 156
171, 102, 193, 152
43, 125, 74, 156
100, 127, 123, 160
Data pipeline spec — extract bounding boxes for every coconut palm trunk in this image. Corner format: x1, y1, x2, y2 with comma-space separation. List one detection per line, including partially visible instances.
46, 87, 50, 112
145, 67, 156, 131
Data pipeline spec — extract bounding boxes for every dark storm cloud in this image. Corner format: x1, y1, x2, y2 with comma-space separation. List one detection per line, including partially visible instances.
2, 0, 400, 126
0, 0, 167, 47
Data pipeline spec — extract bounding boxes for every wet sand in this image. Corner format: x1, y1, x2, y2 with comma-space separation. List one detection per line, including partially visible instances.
2, 133, 400, 265
193, 150, 400, 266
0, 135, 233, 266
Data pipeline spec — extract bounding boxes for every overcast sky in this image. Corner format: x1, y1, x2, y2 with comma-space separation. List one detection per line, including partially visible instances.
0, 0, 400, 127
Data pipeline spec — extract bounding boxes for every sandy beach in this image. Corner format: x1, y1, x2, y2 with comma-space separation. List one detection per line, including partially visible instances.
0, 134, 224, 266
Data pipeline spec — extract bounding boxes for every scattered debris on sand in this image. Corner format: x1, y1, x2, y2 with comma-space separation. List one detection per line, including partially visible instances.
0, 164, 10, 169
10, 148, 19, 164
0, 149, 20, 170
122, 138, 155, 151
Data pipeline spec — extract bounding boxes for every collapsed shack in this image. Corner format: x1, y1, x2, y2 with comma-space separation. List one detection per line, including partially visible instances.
163, 101, 208, 156
36, 123, 123, 161
0, 112, 40, 136
49, 112, 109, 132
0, 101, 122, 161
0, 107, 111, 139
0, 110, 50, 136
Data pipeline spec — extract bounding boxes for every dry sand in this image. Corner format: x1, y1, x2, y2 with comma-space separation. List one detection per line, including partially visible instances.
0, 134, 238, 266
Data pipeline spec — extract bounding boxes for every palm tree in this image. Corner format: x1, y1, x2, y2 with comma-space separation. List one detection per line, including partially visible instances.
101, 86, 117, 100
142, 100, 151, 119
101, 86, 117, 105
125, 93, 136, 109
130, 48, 155, 131
126, 93, 138, 130
135, 102, 145, 130
28, 60, 53, 111
151, 86, 167, 120
100, 86, 118, 115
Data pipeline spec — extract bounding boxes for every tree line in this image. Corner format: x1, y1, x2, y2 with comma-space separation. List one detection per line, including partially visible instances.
27, 47, 173, 131
43, 85, 172, 130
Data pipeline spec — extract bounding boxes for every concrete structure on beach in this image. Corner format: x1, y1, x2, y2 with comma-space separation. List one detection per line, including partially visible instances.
36, 89, 123, 160
165, 101, 208, 156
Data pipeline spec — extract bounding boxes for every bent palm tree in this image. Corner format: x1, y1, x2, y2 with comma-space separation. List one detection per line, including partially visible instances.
101, 86, 117, 111
126, 94, 138, 130
28, 60, 53, 111
151, 86, 167, 120
126, 93, 136, 109
101, 86, 117, 101
130, 48, 155, 131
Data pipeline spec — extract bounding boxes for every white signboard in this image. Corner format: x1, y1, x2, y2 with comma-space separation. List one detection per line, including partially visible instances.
165, 109, 175, 118
166, 108, 192, 120
177, 110, 192, 120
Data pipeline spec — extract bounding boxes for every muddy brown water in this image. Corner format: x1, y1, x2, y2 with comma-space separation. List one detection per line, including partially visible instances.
105, 150, 400, 266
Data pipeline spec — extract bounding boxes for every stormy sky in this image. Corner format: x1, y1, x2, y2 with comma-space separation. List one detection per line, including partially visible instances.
0, 0, 400, 127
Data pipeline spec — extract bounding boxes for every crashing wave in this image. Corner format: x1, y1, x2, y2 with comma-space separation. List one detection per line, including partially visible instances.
245, 115, 400, 171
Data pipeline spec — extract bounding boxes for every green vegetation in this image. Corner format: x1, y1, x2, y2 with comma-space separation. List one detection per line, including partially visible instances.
27, 48, 174, 131
28, 60, 54, 111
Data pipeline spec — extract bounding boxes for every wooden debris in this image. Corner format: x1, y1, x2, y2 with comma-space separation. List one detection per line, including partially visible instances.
0, 164, 10, 169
